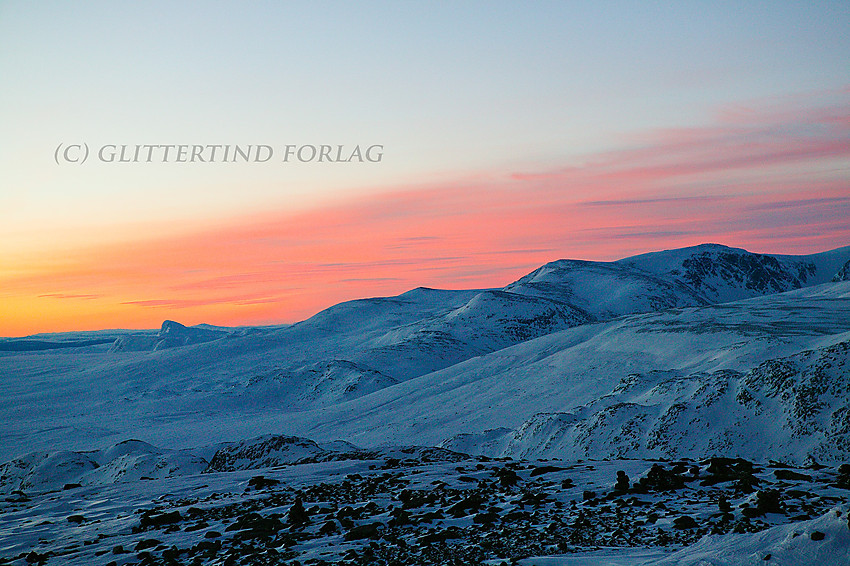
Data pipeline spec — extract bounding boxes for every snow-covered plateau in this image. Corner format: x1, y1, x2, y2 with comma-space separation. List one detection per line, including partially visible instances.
2, 243, 849, 564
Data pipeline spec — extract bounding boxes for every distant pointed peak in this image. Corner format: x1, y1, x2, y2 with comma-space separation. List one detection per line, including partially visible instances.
159, 320, 187, 334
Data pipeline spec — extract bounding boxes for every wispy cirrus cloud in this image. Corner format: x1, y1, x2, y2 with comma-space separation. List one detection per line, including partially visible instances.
38, 293, 102, 300
513, 90, 850, 192
581, 195, 731, 207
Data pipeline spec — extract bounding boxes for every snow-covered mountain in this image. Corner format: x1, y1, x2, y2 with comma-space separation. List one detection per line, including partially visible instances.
619, 243, 850, 303
444, 335, 850, 463
2, 243, 850, 465
503, 258, 707, 319
288, 281, 850, 464
504, 243, 850, 318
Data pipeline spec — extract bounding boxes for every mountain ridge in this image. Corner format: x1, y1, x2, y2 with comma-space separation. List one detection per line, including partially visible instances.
1, 243, 850, 466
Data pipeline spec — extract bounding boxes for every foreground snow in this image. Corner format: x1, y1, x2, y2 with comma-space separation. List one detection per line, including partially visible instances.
1, 437, 847, 565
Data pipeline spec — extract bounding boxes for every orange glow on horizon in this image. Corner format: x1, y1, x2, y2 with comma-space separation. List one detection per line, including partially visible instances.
2, 99, 848, 337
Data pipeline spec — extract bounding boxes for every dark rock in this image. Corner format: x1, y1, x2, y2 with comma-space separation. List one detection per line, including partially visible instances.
810, 531, 826, 541
835, 464, 850, 489
701, 458, 758, 488
226, 512, 283, 537
614, 470, 630, 493
319, 520, 338, 535
344, 522, 383, 540
529, 465, 565, 477
63, 483, 82, 490
418, 527, 462, 544
494, 467, 520, 487
448, 493, 486, 517
774, 470, 812, 481
473, 511, 500, 524
67, 514, 85, 524
206, 435, 325, 472
248, 475, 280, 489
398, 490, 425, 509
5, 493, 30, 503
287, 497, 310, 527
504, 510, 531, 522
194, 539, 221, 553
635, 464, 686, 492
752, 489, 784, 516
184, 521, 209, 532
519, 491, 549, 506
416, 510, 444, 523
138, 510, 182, 530
673, 515, 698, 529
733, 517, 760, 534
134, 539, 161, 551
741, 505, 762, 518
388, 508, 411, 527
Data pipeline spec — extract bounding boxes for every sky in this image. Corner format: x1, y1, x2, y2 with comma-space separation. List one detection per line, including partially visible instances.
1, 1, 849, 337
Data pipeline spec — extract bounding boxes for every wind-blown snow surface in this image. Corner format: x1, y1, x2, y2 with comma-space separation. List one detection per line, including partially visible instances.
0, 440, 208, 495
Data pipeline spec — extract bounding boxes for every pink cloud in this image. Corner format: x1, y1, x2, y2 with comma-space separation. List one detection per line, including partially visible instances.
513, 91, 850, 193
